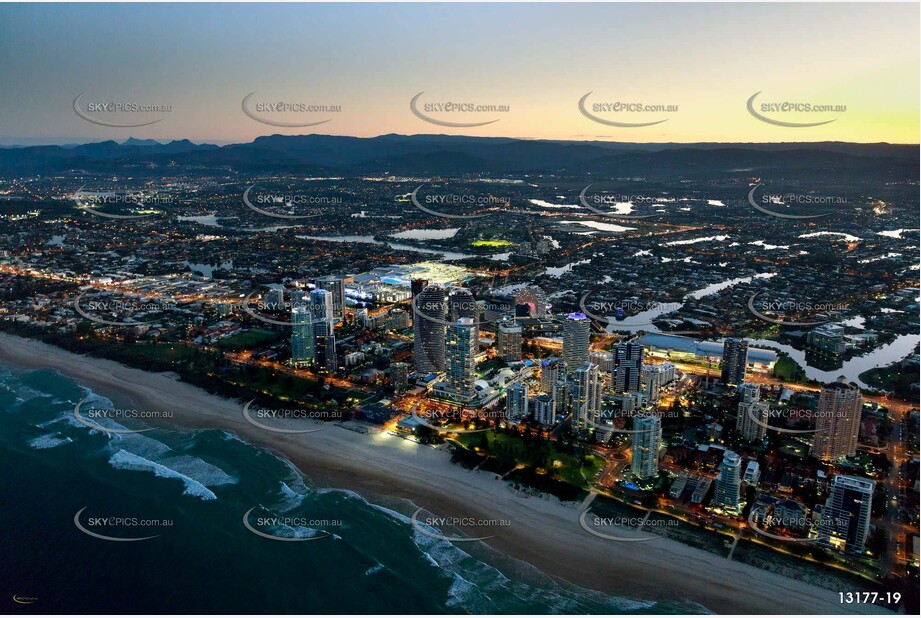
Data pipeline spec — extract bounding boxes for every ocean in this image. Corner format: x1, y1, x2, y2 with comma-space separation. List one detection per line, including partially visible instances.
1, 363, 703, 614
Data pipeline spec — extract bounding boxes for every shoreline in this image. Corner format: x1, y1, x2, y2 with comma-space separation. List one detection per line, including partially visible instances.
0, 333, 889, 615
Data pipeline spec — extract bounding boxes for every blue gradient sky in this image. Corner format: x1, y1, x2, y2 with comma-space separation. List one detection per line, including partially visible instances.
0, 2, 917, 144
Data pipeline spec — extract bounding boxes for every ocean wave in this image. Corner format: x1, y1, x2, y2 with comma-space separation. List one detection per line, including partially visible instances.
28, 432, 73, 450
108, 449, 219, 501
269, 523, 327, 540
363, 563, 385, 577
351, 495, 662, 614
104, 424, 239, 492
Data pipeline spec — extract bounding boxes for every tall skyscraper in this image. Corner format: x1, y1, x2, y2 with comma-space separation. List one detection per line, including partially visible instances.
447, 287, 478, 322
539, 357, 563, 413
506, 380, 529, 419
819, 475, 875, 553
572, 362, 602, 429
720, 338, 749, 386
631, 415, 662, 479
612, 341, 644, 393
539, 358, 561, 394
411, 278, 429, 300
497, 321, 523, 362
413, 285, 446, 373
736, 382, 768, 441
712, 450, 743, 513
313, 275, 346, 323
534, 393, 555, 426
309, 289, 337, 373
562, 312, 590, 370
811, 377, 863, 461
445, 317, 477, 403
390, 361, 409, 394
290, 305, 314, 368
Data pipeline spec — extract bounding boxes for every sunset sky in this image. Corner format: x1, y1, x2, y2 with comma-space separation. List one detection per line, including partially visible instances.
1, 2, 917, 145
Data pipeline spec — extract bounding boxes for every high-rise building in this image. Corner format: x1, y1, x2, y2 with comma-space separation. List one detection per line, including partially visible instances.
309, 289, 337, 373
264, 287, 285, 310
290, 305, 314, 368
447, 287, 478, 322
819, 475, 875, 552
712, 450, 743, 513
387, 308, 410, 330
445, 317, 478, 403
313, 275, 346, 323
506, 381, 529, 419
612, 342, 644, 393
539, 358, 561, 393
589, 351, 613, 373
736, 382, 768, 441
534, 394, 555, 426
562, 313, 590, 370
572, 362, 602, 429
411, 278, 429, 299
390, 361, 409, 394
721, 338, 749, 386
812, 377, 863, 461
631, 415, 662, 479
540, 357, 563, 413
497, 321, 523, 362
413, 285, 446, 373
642, 362, 675, 404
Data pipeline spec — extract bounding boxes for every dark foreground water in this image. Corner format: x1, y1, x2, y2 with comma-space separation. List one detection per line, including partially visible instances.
0, 363, 707, 614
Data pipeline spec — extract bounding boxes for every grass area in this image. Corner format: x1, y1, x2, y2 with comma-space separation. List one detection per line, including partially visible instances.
131, 342, 198, 363
773, 353, 807, 382
732, 538, 881, 593
215, 329, 282, 351
454, 430, 604, 489
859, 364, 918, 398
778, 438, 809, 459
471, 239, 514, 248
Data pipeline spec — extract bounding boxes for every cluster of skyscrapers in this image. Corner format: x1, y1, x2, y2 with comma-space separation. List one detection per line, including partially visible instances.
291, 287, 338, 372
287, 279, 878, 555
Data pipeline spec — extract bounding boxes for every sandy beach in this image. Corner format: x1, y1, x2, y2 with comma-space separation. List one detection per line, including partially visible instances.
0, 332, 888, 615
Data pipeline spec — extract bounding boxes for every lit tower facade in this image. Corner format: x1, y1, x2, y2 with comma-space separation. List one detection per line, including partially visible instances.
811, 377, 863, 461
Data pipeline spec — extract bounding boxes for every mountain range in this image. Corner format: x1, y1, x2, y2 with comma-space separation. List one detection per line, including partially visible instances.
0, 134, 916, 179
